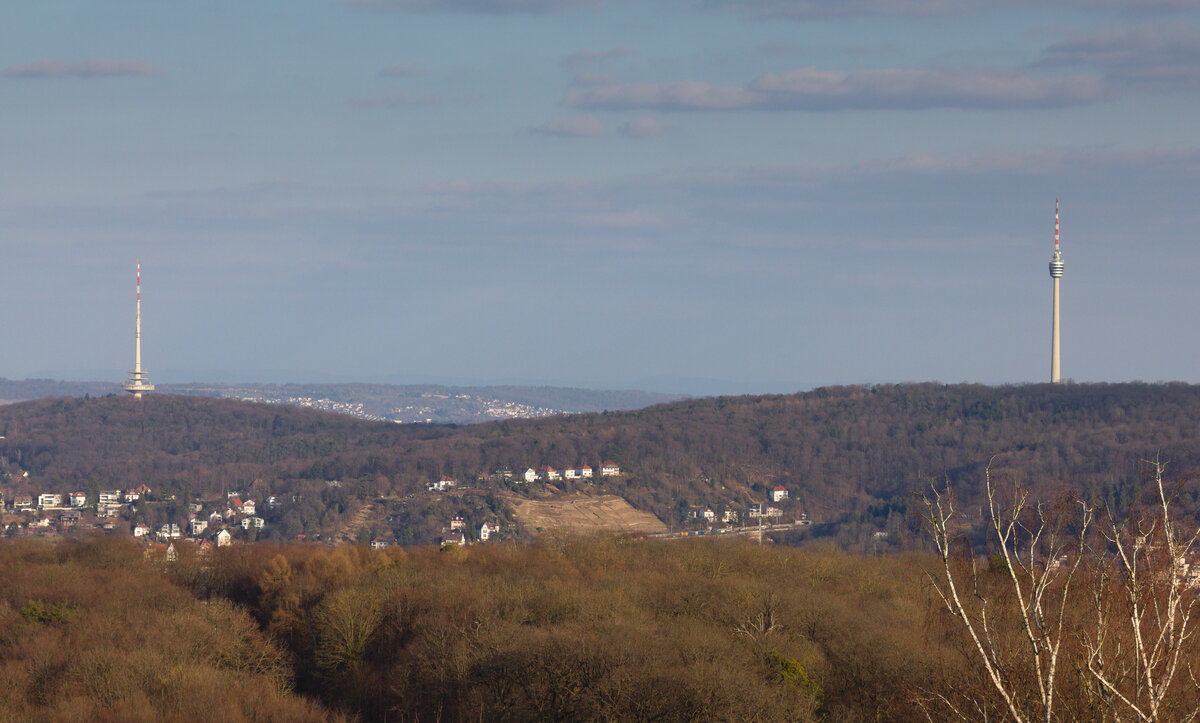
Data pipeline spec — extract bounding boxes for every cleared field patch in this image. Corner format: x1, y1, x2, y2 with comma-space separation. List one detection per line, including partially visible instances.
507, 493, 668, 535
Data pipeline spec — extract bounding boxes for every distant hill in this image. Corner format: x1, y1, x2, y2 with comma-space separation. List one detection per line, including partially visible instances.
0, 378, 680, 424
2, 383, 1199, 547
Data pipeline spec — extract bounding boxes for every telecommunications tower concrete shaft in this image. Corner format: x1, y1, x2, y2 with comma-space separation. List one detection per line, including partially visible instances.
1049, 200, 1064, 384
122, 261, 155, 398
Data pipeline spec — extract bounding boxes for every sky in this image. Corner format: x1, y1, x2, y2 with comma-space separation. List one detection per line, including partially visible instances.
3, 0, 1200, 395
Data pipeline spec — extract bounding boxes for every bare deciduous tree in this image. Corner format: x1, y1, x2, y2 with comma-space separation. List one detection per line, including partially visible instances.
920, 460, 1093, 723
1083, 457, 1200, 722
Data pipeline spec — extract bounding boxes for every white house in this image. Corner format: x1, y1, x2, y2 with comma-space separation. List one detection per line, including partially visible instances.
241, 516, 265, 530
429, 476, 457, 492
540, 466, 561, 481
214, 529, 232, 547
133, 523, 151, 537
190, 518, 208, 536
523, 468, 538, 483
563, 468, 578, 480
479, 522, 496, 541
14, 495, 33, 511
371, 536, 394, 550
771, 486, 789, 503
600, 461, 620, 477
158, 523, 182, 540
97, 490, 123, 516
579, 464, 593, 478
69, 491, 88, 508
242, 499, 256, 516
440, 531, 466, 547
450, 515, 465, 531
37, 493, 63, 509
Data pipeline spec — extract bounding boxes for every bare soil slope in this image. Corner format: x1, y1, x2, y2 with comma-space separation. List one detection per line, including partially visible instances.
507, 493, 668, 534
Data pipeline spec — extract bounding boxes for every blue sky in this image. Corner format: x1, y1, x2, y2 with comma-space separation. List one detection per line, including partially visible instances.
3, 0, 1199, 394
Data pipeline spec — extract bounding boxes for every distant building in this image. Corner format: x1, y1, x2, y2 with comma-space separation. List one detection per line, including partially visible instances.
450, 515, 465, 531
579, 464, 593, 478
523, 468, 538, 483
563, 468, 578, 480
479, 522, 496, 541
37, 493, 63, 509
430, 476, 457, 492
214, 529, 232, 547
539, 466, 560, 481
440, 531, 466, 547
771, 486, 788, 503
69, 491, 88, 508
190, 518, 208, 536
241, 516, 265, 530
133, 523, 151, 537
371, 536, 394, 550
600, 461, 620, 477
14, 495, 33, 511
97, 490, 123, 516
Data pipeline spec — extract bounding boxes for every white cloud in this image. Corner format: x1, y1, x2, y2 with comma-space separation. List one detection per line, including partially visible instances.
345, 0, 601, 13
1037, 23, 1200, 89
1, 59, 159, 78
566, 67, 1110, 112
536, 116, 607, 136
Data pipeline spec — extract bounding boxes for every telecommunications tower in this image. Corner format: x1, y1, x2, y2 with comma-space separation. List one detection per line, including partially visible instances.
1049, 200, 1064, 384
122, 261, 155, 398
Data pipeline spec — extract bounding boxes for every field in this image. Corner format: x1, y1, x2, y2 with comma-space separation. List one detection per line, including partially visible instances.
507, 492, 669, 534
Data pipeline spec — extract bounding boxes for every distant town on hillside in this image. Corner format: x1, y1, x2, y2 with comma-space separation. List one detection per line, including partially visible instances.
0, 379, 681, 425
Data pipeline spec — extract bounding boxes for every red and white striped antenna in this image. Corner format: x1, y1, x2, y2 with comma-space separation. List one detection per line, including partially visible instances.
1054, 199, 1060, 251
136, 260, 141, 301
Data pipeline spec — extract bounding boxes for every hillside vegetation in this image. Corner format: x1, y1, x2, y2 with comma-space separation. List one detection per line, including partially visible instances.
6, 533, 1195, 721
2, 383, 1200, 545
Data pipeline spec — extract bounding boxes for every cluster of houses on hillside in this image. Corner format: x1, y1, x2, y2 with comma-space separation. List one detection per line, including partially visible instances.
1, 478, 278, 549
429, 461, 621, 492
687, 486, 809, 528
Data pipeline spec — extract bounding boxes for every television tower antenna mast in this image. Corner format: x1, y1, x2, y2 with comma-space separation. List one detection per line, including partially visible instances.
1049, 200, 1064, 383
122, 261, 155, 398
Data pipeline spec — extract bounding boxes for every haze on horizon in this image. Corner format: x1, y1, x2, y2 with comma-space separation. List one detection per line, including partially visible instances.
4, 0, 1199, 396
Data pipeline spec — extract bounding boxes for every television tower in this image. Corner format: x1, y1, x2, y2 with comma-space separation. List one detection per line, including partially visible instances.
122, 261, 155, 398
1049, 200, 1064, 384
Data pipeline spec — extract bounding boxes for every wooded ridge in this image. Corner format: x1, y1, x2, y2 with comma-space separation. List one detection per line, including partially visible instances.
1, 382, 1198, 547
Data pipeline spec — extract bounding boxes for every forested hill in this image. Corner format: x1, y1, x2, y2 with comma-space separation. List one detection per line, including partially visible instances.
2, 383, 1199, 546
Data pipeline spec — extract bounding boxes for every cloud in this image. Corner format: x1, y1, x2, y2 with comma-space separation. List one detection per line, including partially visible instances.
560, 45, 633, 68
566, 67, 1110, 112
565, 80, 759, 110
572, 71, 618, 85
535, 116, 607, 136
1, 59, 159, 78
699, 0, 1200, 20
1037, 24, 1200, 89
351, 93, 438, 107
344, 0, 600, 13
379, 62, 423, 77
620, 117, 663, 137
698, 0, 975, 19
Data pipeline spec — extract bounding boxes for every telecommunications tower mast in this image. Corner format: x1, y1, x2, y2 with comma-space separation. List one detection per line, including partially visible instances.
122, 261, 155, 398
1049, 200, 1064, 384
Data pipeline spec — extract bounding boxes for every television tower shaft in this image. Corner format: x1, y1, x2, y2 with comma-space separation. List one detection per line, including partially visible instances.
122, 261, 155, 398
1049, 200, 1064, 384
